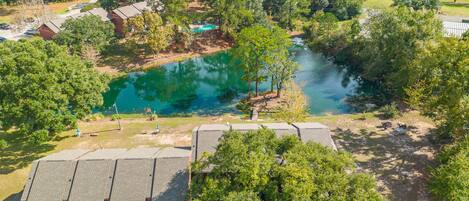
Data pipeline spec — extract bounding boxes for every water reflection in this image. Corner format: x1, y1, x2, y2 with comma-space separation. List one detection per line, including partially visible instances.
102, 47, 359, 115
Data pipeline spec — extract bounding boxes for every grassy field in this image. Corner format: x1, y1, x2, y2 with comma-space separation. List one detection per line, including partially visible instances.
0, 0, 87, 23
0, 112, 438, 200
363, 0, 469, 16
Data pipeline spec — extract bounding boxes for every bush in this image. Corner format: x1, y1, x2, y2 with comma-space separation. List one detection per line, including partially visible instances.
430, 138, 469, 201
111, 114, 121, 121
29, 130, 49, 144
379, 103, 400, 119
0, 139, 8, 149
84, 113, 104, 122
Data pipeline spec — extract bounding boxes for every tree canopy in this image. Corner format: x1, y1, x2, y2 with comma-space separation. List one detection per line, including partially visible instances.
406, 37, 468, 139
234, 25, 293, 97
358, 7, 442, 97
191, 129, 383, 201
430, 137, 469, 201
126, 12, 174, 55
54, 15, 115, 56
392, 0, 440, 10
0, 38, 109, 143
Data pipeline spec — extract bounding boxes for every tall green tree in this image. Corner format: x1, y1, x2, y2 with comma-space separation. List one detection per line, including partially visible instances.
359, 7, 442, 97
54, 15, 115, 56
0, 38, 109, 143
393, 0, 440, 10
235, 25, 292, 97
429, 137, 469, 201
406, 37, 468, 139
191, 129, 383, 200
275, 0, 311, 30
126, 12, 174, 56
203, 0, 267, 37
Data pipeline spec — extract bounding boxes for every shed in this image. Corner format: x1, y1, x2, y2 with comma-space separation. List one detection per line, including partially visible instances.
292, 123, 337, 150
262, 123, 299, 139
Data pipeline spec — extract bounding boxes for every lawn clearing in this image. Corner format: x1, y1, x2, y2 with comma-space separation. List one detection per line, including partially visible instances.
1, 112, 438, 201
0, 0, 87, 24
363, 0, 469, 17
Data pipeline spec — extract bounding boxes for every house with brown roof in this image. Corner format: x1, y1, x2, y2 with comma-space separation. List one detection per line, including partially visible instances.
38, 8, 111, 40
111, 1, 153, 36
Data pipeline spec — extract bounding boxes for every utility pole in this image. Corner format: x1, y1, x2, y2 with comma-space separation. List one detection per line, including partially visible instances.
113, 103, 122, 130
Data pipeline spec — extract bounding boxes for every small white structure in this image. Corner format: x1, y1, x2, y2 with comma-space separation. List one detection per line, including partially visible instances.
443, 21, 469, 37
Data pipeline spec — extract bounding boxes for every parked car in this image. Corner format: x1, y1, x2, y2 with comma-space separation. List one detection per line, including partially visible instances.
24, 28, 38, 36
0, 36, 7, 42
0, 23, 11, 30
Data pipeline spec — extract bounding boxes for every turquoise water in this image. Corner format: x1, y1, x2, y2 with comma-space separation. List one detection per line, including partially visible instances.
191, 24, 219, 33
101, 47, 357, 115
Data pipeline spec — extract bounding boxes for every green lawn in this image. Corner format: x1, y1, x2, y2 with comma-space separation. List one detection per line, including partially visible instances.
363, 0, 469, 17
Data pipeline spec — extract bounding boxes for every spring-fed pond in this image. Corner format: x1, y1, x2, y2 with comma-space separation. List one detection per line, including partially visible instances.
101, 44, 358, 115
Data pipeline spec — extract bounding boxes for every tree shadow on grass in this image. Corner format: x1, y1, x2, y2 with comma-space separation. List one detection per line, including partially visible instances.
0, 131, 56, 175
332, 127, 440, 201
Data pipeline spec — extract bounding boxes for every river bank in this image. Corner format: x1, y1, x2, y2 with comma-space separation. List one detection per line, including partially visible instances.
96, 31, 232, 76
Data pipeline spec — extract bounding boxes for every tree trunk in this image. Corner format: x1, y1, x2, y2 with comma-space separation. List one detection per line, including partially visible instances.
277, 82, 283, 98
270, 75, 274, 92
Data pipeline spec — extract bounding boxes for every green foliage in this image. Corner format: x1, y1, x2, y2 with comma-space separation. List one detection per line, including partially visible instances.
84, 113, 105, 122
304, 11, 360, 59
54, 15, 115, 56
126, 12, 174, 55
111, 114, 121, 121
463, 30, 469, 40
191, 129, 383, 200
80, 2, 101, 12
99, 0, 143, 10
406, 37, 468, 139
329, 0, 364, 20
235, 25, 293, 97
430, 138, 469, 201
379, 103, 400, 119
203, 0, 267, 37
392, 0, 440, 10
30, 130, 49, 144
358, 7, 442, 97
268, 0, 311, 30
0, 139, 8, 149
0, 38, 109, 143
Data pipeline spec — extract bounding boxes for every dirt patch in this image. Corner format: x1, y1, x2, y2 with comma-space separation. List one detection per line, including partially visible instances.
330, 114, 439, 201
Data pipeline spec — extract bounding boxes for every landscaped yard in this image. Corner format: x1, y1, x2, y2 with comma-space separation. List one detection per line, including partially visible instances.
0, 112, 438, 201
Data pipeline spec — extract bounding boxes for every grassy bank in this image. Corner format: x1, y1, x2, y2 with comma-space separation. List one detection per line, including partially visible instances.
0, 112, 437, 200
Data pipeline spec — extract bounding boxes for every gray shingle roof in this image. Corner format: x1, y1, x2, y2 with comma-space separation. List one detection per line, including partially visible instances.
292, 123, 337, 150
41, 8, 111, 34
230, 123, 262, 131
192, 122, 337, 162
112, 1, 152, 20
21, 147, 190, 201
